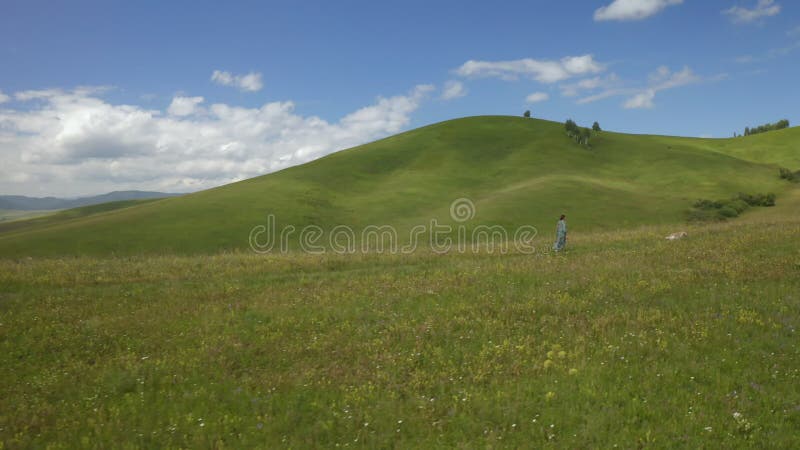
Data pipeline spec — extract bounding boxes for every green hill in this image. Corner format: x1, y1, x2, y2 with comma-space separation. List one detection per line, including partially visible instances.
0, 116, 797, 257
0, 199, 163, 235
0, 209, 56, 224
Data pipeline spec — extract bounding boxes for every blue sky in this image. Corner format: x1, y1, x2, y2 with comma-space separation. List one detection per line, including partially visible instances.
1, 0, 798, 196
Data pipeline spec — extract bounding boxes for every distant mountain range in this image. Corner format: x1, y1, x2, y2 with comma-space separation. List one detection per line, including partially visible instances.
0, 191, 182, 211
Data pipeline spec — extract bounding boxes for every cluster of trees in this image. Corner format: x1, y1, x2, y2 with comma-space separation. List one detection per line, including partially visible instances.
779, 167, 800, 182
689, 192, 775, 221
743, 119, 790, 136
564, 119, 601, 146
520, 112, 602, 147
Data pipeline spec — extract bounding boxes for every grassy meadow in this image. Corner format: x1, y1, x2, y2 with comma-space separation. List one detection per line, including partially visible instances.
2, 190, 799, 448
1, 117, 799, 447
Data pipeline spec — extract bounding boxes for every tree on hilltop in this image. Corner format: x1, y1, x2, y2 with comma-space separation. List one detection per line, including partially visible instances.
565, 119, 578, 135
580, 128, 592, 146
744, 119, 790, 136
564, 119, 592, 147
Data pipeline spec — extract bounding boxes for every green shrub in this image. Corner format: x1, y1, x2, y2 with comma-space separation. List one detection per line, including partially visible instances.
738, 192, 776, 207
693, 199, 721, 210
718, 206, 739, 218
687, 208, 719, 222
725, 199, 750, 214
689, 192, 775, 222
779, 168, 800, 182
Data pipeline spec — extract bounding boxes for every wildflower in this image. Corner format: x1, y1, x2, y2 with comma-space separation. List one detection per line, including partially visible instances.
545, 391, 556, 401
568, 368, 578, 376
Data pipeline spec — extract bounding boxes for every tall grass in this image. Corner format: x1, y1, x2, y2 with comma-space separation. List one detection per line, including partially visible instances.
2, 212, 799, 448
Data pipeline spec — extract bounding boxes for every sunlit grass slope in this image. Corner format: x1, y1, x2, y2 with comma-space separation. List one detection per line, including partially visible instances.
0, 199, 163, 235
0, 209, 56, 223
699, 126, 800, 167
0, 116, 795, 256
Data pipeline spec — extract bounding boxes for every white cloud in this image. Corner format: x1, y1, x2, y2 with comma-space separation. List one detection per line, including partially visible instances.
734, 39, 800, 63
594, 0, 683, 21
454, 55, 604, 83
167, 96, 205, 116
575, 66, 704, 109
441, 80, 466, 100
723, 0, 781, 24
577, 88, 635, 104
764, 41, 800, 59
525, 92, 549, 103
623, 90, 656, 109
560, 74, 620, 97
211, 70, 264, 92
14, 86, 110, 101
0, 90, 9, 103
623, 66, 700, 109
734, 55, 756, 63
573, 77, 604, 91
338, 84, 434, 138
0, 84, 433, 196
789, 25, 800, 37
650, 65, 700, 89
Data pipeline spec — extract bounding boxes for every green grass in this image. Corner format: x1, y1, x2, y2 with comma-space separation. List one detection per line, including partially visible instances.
0, 209, 56, 223
1, 116, 797, 257
0, 199, 165, 235
1, 118, 799, 447
696, 126, 800, 168
1, 199, 799, 448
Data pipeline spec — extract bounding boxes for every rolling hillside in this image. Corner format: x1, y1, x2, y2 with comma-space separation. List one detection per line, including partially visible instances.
0, 190, 181, 211
0, 199, 166, 235
0, 116, 797, 257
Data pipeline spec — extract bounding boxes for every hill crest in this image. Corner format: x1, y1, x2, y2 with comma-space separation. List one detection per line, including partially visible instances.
0, 116, 797, 256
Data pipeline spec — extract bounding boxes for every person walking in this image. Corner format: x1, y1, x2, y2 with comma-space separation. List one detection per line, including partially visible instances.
553, 214, 567, 252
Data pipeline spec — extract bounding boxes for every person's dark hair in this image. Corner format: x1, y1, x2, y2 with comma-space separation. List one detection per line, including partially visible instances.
560, 214, 566, 220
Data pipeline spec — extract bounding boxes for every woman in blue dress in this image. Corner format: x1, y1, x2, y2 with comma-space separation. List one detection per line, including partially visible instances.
553, 214, 567, 252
